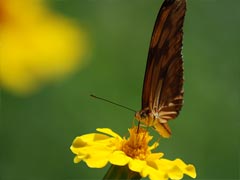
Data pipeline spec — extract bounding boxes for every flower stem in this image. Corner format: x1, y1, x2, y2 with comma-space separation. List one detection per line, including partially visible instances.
103, 165, 141, 180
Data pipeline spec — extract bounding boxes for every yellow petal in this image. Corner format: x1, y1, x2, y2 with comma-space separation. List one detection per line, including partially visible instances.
185, 165, 197, 178
82, 146, 112, 168
71, 133, 111, 146
149, 142, 159, 150
157, 158, 173, 169
147, 152, 164, 161
142, 164, 167, 180
128, 159, 146, 173
70, 134, 110, 154
109, 151, 130, 166
85, 158, 109, 168
148, 170, 168, 180
173, 158, 187, 169
96, 128, 122, 139
74, 156, 83, 163
70, 132, 116, 168
168, 165, 183, 179
174, 159, 197, 178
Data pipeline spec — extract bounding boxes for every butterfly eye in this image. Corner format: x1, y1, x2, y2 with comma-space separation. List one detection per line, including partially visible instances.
140, 111, 148, 119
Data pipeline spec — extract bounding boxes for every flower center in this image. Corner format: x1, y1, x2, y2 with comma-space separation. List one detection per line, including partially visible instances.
121, 127, 152, 160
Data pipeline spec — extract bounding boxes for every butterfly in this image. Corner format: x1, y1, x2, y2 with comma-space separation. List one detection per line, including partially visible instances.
135, 0, 186, 138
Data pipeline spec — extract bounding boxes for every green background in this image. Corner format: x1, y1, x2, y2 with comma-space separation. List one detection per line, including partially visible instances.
1, 0, 239, 179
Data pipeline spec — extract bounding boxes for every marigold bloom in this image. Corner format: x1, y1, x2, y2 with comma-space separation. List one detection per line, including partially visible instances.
0, 0, 87, 95
70, 127, 196, 180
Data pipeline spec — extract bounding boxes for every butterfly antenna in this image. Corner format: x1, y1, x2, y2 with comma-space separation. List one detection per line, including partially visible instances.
90, 94, 136, 113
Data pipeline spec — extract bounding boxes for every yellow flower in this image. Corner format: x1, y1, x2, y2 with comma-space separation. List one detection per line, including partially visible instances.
0, 0, 87, 95
70, 127, 196, 180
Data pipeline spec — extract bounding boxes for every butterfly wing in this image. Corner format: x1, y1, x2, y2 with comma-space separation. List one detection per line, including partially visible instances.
141, 0, 186, 137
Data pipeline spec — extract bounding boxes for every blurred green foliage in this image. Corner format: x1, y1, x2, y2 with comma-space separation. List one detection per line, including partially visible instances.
0, 0, 239, 179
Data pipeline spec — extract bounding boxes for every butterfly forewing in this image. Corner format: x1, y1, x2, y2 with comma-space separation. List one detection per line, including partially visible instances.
138, 0, 186, 138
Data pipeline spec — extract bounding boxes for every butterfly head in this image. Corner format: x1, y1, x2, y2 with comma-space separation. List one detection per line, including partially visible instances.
135, 108, 172, 138
135, 111, 146, 121
135, 109, 155, 126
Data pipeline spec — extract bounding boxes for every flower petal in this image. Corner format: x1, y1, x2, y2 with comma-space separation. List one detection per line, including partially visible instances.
109, 151, 130, 166
147, 152, 164, 161
70, 132, 117, 168
82, 146, 112, 168
168, 165, 183, 179
128, 159, 146, 173
149, 142, 159, 150
74, 156, 82, 163
174, 159, 197, 178
96, 128, 122, 139
70, 133, 111, 154
141, 164, 167, 180
185, 165, 197, 178
148, 169, 168, 180
85, 157, 109, 168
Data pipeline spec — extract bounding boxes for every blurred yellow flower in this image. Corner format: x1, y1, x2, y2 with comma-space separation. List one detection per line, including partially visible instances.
0, 0, 87, 95
70, 127, 196, 180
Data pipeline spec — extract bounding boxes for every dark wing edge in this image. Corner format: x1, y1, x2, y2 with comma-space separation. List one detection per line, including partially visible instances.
141, 0, 186, 123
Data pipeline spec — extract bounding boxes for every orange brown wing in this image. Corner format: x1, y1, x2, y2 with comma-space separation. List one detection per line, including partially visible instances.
141, 0, 186, 129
